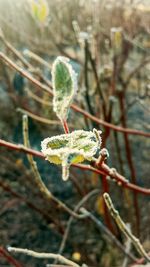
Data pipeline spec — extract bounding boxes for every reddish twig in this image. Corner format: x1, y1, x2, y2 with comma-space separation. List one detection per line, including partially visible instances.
0, 139, 150, 195
71, 104, 150, 137
118, 93, 140, 236
0, 52, 150, 138
0, 180, 64, 233
96, 148, 114, 233
0, 247, 24, 267
62, 120, 70, 134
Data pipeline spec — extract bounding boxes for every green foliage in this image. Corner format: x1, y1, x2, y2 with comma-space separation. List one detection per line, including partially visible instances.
52, 56, 77, 121
41, 130, 101, 180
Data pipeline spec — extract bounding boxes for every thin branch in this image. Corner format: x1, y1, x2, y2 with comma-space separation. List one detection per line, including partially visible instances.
118, 93, 140, 237
0, 52, 150, 138
74, 163, 150, 196
7, 247, 80, 267
125, 58, 150, 88
0, 33, 52, 88
62, 120, 70, 134
122, 224, 132, 267
103, 193, 150, 262
25, 88, 51, 106
57, 189, 99, 256
0, 247, 24, 267
22, 115, 86, 220
80, 208, 138, 263
71, 104, 150, 138
23, 49, 52, 69
0, 139, 150, 195
0, 30, 32, 69
18, 108, 61, 125
0, 180, 56, 223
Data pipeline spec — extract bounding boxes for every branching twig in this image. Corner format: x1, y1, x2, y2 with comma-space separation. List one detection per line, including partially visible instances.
7, 247, 80, 267
22, 115, 86, 219
18, 108, 61, 125
80, 208, 138, 263
0, 52, 150, 138
122, 224, 132, 267
0, 247, 23, 267
25, 88, 51, 106
0, 139, 150, 195
57, 189, 99, 256
23, 49, 52, 69
103, 193, 150, 262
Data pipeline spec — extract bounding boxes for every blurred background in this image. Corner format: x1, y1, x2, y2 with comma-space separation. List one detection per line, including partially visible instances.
0, 0, 150, 266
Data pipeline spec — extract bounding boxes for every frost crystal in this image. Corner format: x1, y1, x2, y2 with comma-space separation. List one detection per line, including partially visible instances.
52, 56, 78, 121
41, 130, 101, 181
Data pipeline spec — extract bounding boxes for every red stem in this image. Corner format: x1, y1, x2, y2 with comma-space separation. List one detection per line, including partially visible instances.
0, 247, 23, 267
98, 136, 115, 233
0, 139, 150, 195
62, 120, 70, 134
119, 93, 140, 237
71, 104, 150, 137
0, 52, 150, 138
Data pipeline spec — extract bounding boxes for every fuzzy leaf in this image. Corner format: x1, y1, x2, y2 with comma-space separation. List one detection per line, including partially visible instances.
52, 56, 77, 121
41, 129, 101, 181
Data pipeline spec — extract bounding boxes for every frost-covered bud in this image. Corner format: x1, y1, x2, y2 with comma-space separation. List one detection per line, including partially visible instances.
110, 27, 123, 56
52, 56, 78, 122
41, 129, 101, 181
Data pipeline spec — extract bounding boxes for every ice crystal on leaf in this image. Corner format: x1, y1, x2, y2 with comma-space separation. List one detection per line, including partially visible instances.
41, 130, 101, 181
52, 56, 77, 121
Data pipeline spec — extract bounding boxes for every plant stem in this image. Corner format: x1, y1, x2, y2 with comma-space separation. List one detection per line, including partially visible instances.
0, 138, 150, 195
7, 247, 80, 267
62, 120, 70, 134
0, 247, 23, 267
0, 52, 150, 137
103, 193, 150, 262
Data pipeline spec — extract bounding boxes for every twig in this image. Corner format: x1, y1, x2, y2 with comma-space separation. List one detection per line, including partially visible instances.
74, 163, 150, 195
0, 52, 150, 138
7, 247, 80, 267
62, 119, 70, 134
71, 104, 150, 138
0, 139, 150, 195
87, 42, 107, 119
96, 148, 109, 167
23, 49, 52, 69
125, 58, 150, 88
80, 208, 138, 263
0, 247, 24, 267
57, 189, 99, 256
0, 180, 63, 229
0, 30, 32, 69
22, 115, 86, 220
122, 224, 132, 267
0, 51, 52, 94
18, 108, 61, 125
25, 88, 51, 106
0, 32, 52, 88
118, 93, 140, 236
84, 40, 96, 122
103, 193, 150, 262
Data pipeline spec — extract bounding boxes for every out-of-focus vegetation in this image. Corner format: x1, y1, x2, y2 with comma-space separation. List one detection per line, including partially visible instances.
0, 0, 150, 266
